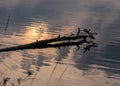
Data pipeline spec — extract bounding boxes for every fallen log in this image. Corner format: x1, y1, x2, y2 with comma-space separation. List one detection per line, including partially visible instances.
0, 28, 96, 52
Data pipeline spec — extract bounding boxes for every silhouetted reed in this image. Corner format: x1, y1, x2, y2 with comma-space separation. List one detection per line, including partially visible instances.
55, 65, 69, 86
5, 12, 11, 31
46, 55, 61, 86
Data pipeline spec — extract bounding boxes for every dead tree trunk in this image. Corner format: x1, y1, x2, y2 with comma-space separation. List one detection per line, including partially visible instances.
0, 29, 97, 52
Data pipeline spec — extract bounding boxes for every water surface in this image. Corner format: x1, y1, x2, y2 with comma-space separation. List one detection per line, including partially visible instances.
0, 0, 120, 86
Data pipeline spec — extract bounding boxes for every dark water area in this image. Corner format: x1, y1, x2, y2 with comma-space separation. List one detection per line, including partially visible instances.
0, 0, 120, 86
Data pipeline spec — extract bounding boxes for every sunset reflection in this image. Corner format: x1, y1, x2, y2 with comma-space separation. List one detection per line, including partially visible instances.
0, 0, 120, 85
21, 21, 51, 44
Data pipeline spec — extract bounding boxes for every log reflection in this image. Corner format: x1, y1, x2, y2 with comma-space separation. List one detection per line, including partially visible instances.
0, 29, 97, 52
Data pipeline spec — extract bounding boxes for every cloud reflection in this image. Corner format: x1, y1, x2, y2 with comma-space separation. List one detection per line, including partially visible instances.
0, 0, 120, 85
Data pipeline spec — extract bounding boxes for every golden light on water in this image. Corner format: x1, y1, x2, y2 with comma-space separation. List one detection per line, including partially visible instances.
27, 27, 39, 37
21, 21, 51, 44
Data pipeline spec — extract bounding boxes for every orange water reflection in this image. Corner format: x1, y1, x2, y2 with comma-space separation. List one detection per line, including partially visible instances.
21, 21, 51, 44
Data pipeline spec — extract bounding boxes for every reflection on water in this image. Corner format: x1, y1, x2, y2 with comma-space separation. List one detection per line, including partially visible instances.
0, 0, 120, 86
21, 20, 51, 43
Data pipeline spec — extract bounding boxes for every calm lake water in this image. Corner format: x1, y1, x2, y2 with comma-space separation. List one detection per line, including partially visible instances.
0, 0, 120, 86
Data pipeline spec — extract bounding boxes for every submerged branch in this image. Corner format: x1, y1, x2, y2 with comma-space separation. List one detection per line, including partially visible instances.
0, 29, 97, 52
